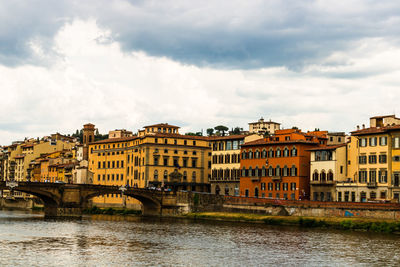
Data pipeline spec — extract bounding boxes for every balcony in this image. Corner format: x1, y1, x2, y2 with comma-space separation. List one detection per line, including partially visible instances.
251, 176, 260, 182
272, 176, 281, 182
367, 182, 378, 188
310, 180, 335, 186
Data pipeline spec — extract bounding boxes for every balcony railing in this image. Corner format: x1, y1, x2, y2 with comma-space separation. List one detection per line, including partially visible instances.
310, 180, 335, 185
272, 176, 281, 182
367, 182, 378, 188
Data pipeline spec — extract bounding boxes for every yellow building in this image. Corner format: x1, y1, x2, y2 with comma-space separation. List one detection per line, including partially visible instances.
88, 123, 212, 208
340, 115, 400, 202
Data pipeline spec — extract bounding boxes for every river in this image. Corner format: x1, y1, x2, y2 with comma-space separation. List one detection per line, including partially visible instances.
0, 210, 399, 266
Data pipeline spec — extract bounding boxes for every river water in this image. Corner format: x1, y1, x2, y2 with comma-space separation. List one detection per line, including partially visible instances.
0, 210, 399, 266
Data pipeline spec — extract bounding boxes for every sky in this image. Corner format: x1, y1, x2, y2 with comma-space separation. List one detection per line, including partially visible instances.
1, 0, 400, 145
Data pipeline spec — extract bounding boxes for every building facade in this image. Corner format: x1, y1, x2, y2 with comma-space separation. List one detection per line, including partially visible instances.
88, 123, 212, 208
239, 129, 325, 200
248, 118, 280, 135
309, 144, 347, 201
209, 134, 262, 196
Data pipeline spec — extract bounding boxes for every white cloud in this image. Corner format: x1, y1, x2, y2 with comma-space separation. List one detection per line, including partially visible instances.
1, 19, 400, 145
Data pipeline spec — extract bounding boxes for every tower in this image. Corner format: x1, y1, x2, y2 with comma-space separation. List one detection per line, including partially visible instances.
82, 123, 95, 160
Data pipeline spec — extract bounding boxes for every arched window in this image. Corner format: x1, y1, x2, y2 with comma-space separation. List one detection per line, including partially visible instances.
276, 148, 281, 157
242, 151, 247, 159
183, 171, 187, 180
242, 167, 246, 177
320, 170, 326, 181
255, 167, 259, 177
283, 165, 288, 176
255, 150, 260, 159
262, 149, 267, 158
248, 150, 253, 159
164, 170, 168, 181
291, 165, 297, 176
249, 167, 253, 177
154, 170, 158, 180
262, 166, 266, 177
231, 169, 236, 179
192, 171, 196, 182
327, 170, 334, 181
268, 166, 274, 176
291, 147, 298, 157
313, 171, 319, 181
276, 165, 281, 176
268, 149, 274, 158
283, 147, 289, 157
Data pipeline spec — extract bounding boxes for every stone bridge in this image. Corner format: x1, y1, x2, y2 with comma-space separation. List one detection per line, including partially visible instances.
0, 181, 183, 218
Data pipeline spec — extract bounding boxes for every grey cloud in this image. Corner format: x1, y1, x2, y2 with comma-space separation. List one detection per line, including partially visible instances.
2, 0, 400, 70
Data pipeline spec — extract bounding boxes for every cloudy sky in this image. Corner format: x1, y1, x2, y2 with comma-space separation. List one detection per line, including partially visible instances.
1, 0, 400, 145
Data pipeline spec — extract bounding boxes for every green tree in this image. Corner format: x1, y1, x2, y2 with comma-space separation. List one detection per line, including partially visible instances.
206, 128, 214, 136
214, 125, 229, 136
231, 127, 242, 135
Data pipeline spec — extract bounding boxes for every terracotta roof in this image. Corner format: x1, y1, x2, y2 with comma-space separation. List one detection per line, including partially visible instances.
242, 139, 320, 147
90, 136, 138, 145
14, 154, 25, 159
209, 134, 249, 141
143, 123, 180, 129
370, 115, 397, 119
21, 144, 34, 148
307, 144, 346, 151
248, 120, 280, 125
351, 125, 400, 136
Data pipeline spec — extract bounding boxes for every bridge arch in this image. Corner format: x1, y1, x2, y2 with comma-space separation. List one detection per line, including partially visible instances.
82, 189, 162, 216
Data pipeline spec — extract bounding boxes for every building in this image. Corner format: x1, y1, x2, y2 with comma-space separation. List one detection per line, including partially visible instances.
309, 144, 347, 201
239, 129, 325, 200
88, 123, 212, 208
342, 121, 400, 202
209, 134, 262, 196
248, 118, 280, 135
108, 129, 133, 139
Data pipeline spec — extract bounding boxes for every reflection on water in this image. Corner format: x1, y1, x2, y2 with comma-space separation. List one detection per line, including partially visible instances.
0, 210, 399, 266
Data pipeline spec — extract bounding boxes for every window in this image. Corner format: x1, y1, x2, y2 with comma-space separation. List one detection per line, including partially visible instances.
359, 170, 367, 183
183, 171, 187, 180
276, 148, 281, 157
192, 171, 196, 182
275, 166, 281, 176
164, 170, 168, 181
164, 158, 168, 166
268, 149, 274, 158
379, 154, 387, 163
283, 148, 289, 157
368, 155, 377, 164
338, 192, 342, 202
359, 155, 367, 164
97, 174, 100, 181
394, 156, 400, 162
360, 138, 367, 147
261, 183, 266, 190
275, 183, 280, 190
192, 159, 197, 167
394, 137, 400, 148
312, 171, 319, 181
98, 162, 101, 168
369, 137, 377, 146
379, 169, 387, 183
290, 166, 297, 176
379, 136, 387, 146
283, 183, 288, 191
369, 170, 376, 183
291, 147, 297, 156
268, 183, 273, 190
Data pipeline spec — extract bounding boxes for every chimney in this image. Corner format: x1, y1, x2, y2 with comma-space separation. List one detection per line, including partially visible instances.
362, 124, 365, 129
357, 125, 360, 130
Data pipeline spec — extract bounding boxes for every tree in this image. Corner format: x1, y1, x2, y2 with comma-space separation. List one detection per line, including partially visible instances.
206, 128, 214, 136
231, 127, 242, 135
214, 125, 229, 136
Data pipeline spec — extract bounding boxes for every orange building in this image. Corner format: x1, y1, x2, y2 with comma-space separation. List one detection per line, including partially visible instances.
239, 129, 325, 200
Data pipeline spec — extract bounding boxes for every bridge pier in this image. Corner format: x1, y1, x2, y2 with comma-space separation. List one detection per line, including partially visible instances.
44, 206, 83, 219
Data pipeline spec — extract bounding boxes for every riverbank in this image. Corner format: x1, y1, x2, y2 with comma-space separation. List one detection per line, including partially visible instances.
185, 212, 400, 234
83, 206, 141, 216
